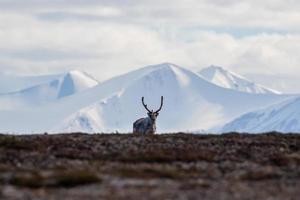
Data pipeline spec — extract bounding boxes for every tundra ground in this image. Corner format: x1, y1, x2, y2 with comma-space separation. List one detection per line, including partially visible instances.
0, 133, 299, 200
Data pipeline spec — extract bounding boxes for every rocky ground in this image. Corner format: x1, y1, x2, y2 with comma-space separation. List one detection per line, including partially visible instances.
0, 132, 299, 200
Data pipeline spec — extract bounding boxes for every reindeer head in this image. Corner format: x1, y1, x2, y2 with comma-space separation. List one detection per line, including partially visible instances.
142, 96, 164, 121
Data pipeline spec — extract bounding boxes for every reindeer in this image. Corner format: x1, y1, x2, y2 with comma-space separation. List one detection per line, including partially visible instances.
133, 96, 164, 135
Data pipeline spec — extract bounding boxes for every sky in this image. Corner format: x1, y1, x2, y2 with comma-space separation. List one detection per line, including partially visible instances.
0, 0, 300, 93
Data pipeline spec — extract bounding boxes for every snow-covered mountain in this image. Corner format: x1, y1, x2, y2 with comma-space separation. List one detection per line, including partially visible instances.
199, 65, 280, 94
222, 96, 300, 133
0, 63, 293, 133
51, 63, 290, 133
0, 70, 99, 107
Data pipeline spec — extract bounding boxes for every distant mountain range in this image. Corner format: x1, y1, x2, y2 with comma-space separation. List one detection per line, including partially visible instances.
0, 63, 297, 133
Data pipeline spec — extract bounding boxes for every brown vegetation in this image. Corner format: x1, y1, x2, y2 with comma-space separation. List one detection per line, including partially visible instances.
0, 132, 299, 199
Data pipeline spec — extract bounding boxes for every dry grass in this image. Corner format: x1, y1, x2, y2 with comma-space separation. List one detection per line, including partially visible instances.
0, 132, 299, 200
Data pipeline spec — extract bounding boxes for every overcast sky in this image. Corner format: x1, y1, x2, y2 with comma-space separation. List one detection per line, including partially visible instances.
0, 0, 300, 93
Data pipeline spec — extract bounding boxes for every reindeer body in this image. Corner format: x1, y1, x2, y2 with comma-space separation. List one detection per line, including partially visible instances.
133, 117, 156, 135
133, 96, 163, 135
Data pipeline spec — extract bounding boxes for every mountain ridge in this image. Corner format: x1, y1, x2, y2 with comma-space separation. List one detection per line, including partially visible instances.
199, 65, 281, 94
51, 63, 290, 133
222, 96, 300, 133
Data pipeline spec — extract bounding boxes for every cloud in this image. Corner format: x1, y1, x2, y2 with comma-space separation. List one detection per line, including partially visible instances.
0, 1, 299, 93
1, 0, 300, 30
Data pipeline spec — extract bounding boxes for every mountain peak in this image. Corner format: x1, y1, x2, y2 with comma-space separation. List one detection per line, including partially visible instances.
206, 65, 226, 71
65, 70, 97, 80
199, 65, 280, 94
135, 63, 197, 88
147, 62, 182, 71
66, 70, 83, 77
57, 70, 99, 98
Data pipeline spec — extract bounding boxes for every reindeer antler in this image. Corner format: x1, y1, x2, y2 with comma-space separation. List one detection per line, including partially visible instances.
142, 97, 151, 112
155, 96, 164, 113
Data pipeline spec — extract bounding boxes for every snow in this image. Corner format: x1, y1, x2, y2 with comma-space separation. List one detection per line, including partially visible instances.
199, 65, 281, 94
52, 104, 105, 133
0, 63, 294, 133
222, 96, 300, 133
